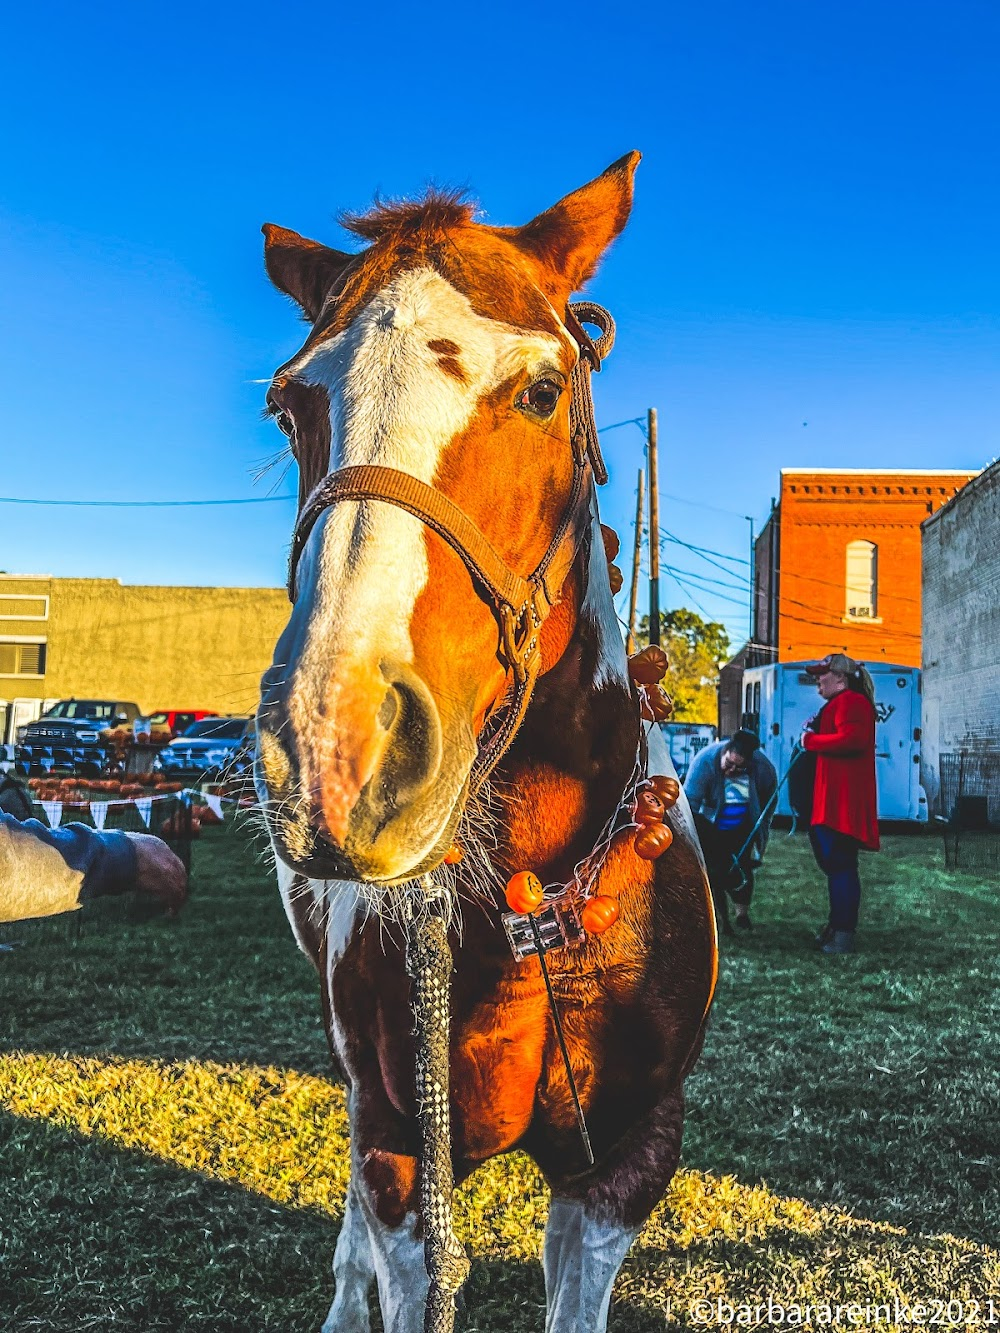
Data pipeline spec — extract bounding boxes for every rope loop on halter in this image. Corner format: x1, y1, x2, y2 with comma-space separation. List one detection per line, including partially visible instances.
566, 300, 615, 485
405, 876, 470, 1332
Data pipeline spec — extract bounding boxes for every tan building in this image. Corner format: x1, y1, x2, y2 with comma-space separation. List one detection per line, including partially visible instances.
0, 575, 290, 742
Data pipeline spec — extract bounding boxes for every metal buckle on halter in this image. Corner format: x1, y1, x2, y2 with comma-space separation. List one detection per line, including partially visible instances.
498, 581, 547, 684
502, 896, 585, 959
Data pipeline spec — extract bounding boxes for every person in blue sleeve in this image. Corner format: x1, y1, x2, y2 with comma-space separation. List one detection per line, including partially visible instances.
1, 811, 187, 924
684, 729, 777, 935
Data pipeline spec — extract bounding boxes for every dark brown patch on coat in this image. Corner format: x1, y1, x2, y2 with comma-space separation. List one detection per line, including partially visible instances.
427, 337, 462, 356
436, 356, 467, 383
427, 337, 468, 383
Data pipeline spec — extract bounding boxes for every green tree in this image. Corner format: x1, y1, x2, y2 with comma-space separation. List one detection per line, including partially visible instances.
636, 608, 729, 723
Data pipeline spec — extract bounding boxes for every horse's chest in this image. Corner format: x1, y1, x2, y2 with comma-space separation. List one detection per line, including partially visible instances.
449, 968, 638, 1162
449, 983, 550, 1159
325, 889, 662, 1164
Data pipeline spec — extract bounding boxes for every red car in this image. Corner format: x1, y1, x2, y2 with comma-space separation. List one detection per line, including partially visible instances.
146, 709, 219, 740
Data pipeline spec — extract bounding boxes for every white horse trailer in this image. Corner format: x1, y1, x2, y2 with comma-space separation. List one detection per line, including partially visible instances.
740, 661, 927, 823
660, 722, 717, 779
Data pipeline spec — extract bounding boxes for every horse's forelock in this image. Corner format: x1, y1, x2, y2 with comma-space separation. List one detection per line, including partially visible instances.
340, 191, 477, 244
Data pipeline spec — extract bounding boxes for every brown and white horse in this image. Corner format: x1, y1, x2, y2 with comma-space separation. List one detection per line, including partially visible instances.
255, 154, 717, 1332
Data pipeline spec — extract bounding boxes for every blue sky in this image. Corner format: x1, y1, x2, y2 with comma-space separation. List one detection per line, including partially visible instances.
2, 0, 997, 649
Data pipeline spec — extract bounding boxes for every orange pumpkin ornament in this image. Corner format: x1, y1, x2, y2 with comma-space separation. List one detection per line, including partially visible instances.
505, 871, 544, 914
634, 790, 666, 825
628, 646, 669, 684
443, 843, 463, 864
608, 563, 624, 595
649, 774, 681, 808
581, 895, 620, 934
639, 684, 674, 722
634, 821, 674, 859
600, 523, 621, 563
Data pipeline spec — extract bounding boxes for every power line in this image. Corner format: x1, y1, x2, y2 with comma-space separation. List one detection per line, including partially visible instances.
773, 564, 922, 608
0, 494, 297, 508
658, 526, 923, 627
663, 568, 717, 623
661, 530, 752, 585
673, 540, 749, 567
660, 492, 752, 519
639, 558, 747, 628
661, 565, 749, 601
598, 417, 647, 437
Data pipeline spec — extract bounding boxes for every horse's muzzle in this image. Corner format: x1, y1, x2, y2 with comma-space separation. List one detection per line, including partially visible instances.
256, 659, 469, 884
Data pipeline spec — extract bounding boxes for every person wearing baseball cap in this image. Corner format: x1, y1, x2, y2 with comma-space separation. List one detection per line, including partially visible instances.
800, 653, 879, 954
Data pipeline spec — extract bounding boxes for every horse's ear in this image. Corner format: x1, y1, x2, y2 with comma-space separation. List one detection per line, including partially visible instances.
262, 224, 354, 322
514, 151, 641, 293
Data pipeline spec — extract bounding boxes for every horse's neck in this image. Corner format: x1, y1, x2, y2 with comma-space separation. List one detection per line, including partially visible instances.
493, 506, 639, 882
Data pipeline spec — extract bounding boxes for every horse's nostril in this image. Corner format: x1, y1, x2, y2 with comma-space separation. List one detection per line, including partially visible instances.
374, 663, 443, 810
378, 689, 399, 731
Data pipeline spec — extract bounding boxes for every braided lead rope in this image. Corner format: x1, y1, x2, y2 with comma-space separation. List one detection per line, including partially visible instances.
405, 876, 470, 1333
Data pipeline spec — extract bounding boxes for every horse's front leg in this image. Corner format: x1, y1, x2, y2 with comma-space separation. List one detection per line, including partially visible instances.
542, 1089, 685, 1333
324, 1092, 427, 1333
321, 1177, 376, 1333
353, 1177, 426, 1333
542, 1198, 638, 1333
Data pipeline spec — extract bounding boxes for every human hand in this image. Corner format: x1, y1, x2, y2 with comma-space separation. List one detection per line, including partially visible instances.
125, 833, 188, 917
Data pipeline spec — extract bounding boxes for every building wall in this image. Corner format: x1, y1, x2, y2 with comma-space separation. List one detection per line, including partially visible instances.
0, 575, 290, 722
717, 651, 747, 739
921, 462, 1000, 813
774, 470, 975, 666
752, 506, 780, 654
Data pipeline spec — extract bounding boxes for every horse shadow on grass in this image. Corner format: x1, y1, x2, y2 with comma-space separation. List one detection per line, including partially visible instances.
0, 1108, 561, 1333
3, 1109, 996, 1333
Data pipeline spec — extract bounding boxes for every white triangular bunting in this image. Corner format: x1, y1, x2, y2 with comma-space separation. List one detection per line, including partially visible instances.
91, 801, 109, 831
41, 800, 63, 828
205, 793, 224, 822
135, 797, 152, 828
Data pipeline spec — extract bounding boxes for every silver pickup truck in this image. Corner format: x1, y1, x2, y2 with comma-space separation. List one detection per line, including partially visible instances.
16, 698, 141, 774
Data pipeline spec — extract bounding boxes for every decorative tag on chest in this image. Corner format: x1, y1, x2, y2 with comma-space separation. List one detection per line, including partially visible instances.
502, 897, 585, 959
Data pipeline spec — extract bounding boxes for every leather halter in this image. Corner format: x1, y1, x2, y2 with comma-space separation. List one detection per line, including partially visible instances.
286, 302, 615, 790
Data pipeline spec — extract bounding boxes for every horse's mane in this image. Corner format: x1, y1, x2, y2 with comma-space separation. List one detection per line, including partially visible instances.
341, 191, 476, 244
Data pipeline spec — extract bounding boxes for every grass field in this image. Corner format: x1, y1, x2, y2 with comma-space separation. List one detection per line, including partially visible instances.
1, 821, 998, 1329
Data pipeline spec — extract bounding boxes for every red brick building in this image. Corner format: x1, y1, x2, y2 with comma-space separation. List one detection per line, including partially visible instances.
720, 468, 977, 734
753, 468, 977, 667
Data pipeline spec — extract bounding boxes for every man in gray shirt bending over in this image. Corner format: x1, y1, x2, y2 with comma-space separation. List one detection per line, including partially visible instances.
684, 729, 776, 935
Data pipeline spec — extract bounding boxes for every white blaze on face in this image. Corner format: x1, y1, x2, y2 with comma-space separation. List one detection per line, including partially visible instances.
281, 266, 572, 778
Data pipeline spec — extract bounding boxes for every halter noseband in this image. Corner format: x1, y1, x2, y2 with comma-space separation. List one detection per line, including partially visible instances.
286, 302, 615, 789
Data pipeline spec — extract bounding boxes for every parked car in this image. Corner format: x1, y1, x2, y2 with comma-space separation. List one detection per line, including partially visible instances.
217, 726, 257, 798
16, 698, 141, 773
144, 709, 219, 741
154, 716, 255, 779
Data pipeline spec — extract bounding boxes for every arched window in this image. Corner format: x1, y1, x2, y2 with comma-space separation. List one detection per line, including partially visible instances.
846, 540, 878, 619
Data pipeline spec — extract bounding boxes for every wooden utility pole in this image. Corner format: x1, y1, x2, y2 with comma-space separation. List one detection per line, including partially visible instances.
647, 407, 661, 646
626, 468, 645, 653
747, 515, 756, 649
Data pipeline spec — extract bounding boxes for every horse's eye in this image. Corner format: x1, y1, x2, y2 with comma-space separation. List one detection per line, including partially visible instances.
274, 410, 294, 438
517, 378, 563, 418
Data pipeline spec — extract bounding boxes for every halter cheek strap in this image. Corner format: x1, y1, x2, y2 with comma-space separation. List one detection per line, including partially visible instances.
286, 302, 616, 790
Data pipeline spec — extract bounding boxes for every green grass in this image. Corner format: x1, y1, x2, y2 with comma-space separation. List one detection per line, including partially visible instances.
0, 823, 998, 1329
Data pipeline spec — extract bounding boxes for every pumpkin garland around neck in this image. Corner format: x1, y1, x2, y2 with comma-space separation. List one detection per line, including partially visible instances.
441, 527, 680, 956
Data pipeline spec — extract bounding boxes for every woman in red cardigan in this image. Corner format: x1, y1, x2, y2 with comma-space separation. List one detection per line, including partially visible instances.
801, 653, 879, 955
